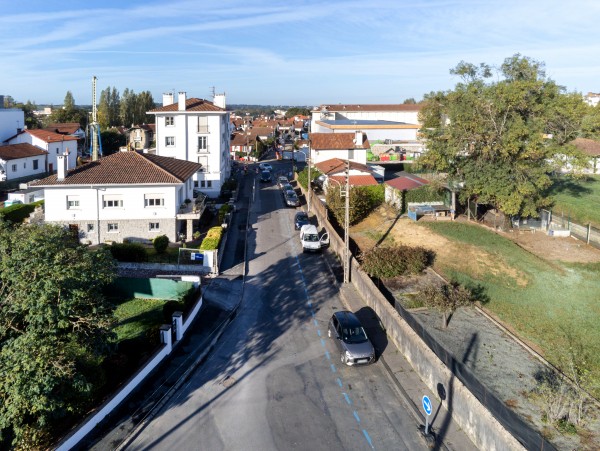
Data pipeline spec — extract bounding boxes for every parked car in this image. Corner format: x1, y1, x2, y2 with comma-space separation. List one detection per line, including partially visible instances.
277, 176, 289, 189
259, 163, 273, 171
299, 224, 329, 252
328, 311, 375, 366
284, 190, 300, 207
281, 183, 294, 193
260, 171, 272, 183
294, 211, 310, 230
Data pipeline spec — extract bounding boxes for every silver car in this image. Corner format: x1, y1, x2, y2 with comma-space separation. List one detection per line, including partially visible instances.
328, 311, 375, 366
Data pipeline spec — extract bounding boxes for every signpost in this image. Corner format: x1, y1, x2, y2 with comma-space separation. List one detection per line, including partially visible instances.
190, 252, 204, 263
422, 395, 432, 435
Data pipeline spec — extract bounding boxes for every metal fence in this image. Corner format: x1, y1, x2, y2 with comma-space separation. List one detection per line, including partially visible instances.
550, 212, 600, 250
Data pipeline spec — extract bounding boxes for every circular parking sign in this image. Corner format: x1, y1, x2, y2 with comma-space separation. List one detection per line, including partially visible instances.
422, 395, 432, 416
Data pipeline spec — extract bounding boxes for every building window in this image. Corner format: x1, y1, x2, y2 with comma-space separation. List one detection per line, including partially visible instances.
33, 160, 39, 170
165, 116, 174, 126
144, 195, 165, 207
56, 148, 60, 154
149, 222, 160, 231
87, 223, 94, 232
198, 116, 209, 133
198, 136, 208, 152
23, 162, 26, 168
103, 195, 123, 208
348, 149, 355, 160
198, 155, 208, 172
200, 180, 206, 188
107, 223, 119, 232
67, 196, 80, 209
11, 164, 16, 172
165, 136, 175, 147
207, 180, 212, 188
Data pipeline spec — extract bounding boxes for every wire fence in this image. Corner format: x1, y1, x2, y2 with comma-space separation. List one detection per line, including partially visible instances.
550, 213, 600, 250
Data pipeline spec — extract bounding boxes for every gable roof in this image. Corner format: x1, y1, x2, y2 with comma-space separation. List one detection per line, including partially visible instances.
572, 138, 600, 156
149, 98, 225, 113
313, 104, 423, 113
385, 173, 429, 191
44, 123, 83, 135
0, 143, 48, 160
314, 157, 371, 175
25, 129, 79, 143
329, 174, 378, 186
310, 132, 370, 150
30, 152, 201, 187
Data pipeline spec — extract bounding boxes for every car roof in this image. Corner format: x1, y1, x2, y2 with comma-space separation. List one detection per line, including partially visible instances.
333, 310, 362, 328
295, 211, 308, 217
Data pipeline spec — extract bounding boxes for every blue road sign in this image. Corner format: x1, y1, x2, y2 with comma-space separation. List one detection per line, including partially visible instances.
191, 252, 204, 263
422, 395, 432, 416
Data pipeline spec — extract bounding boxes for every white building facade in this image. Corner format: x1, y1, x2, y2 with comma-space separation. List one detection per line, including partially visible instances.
6, 129, 77, 173
149, 92, 232, 198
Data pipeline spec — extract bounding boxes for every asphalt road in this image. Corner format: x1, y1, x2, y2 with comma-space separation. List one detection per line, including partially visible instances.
124, 160, 426, 451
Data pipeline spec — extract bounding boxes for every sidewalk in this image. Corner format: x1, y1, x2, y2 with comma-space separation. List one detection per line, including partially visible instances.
324, 252, 479, 451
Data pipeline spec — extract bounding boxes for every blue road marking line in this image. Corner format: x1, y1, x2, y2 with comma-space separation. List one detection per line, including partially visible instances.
311, 311, 315, 318
307, 301, 312, 307
325, 351, 331, 360
317, 330, 321, 337
321, 338, 326, 347
336, 378, 343, 388
313, 319, 318, 326
362, 429, 374, 449
330, 364, 337, 373
343, 393, 352, 405
353, 411, 361, 423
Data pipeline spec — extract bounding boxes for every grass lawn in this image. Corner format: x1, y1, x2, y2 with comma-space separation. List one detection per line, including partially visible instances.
548, 175, 600, 228
112, 297, 165, 343
420, 221, 600, 395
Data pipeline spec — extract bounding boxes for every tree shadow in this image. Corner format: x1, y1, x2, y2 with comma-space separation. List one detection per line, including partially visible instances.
354, 306, 388, 359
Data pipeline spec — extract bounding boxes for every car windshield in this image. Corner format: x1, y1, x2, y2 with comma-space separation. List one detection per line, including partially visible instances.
304, 233, 319, 242
296, 214, 308, 221
342, 326, 368, 344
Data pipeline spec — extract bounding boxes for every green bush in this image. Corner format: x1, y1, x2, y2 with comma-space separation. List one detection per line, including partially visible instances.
182, 285, 202, 310
0, 203, 37, 224
327, 184, 385, 226
109, 242, 148, 262
153, 235, 169, 254
360, 245, 430, 278
296, 167, 323, 191
199, 226, 224, 250
218, 204, 232, 224
162, 300, 185, 322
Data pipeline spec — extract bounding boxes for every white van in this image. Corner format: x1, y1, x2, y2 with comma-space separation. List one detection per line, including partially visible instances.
299, 224, 329, 253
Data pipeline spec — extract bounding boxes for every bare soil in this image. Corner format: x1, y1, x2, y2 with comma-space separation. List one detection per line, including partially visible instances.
350, 204, 600, 450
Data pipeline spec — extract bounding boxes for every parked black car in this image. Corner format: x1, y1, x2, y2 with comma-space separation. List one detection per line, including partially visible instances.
294, 211, 310, 230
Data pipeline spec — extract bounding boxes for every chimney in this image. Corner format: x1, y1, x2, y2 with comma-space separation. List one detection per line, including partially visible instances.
214, 93, 226, 109
354, 130, 363, 146
57, 154, 68, 181
162, 92, 174, 106
178, 92, 187, 111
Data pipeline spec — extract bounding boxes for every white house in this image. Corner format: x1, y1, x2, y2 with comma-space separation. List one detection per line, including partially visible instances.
148, 92, 232, 198
0, 103, 25, 143
0, 143, 48, 182
315, 157, 379, 190
30, 151, 202, 245
310, 131, 370, 165
6, 129, 78, 173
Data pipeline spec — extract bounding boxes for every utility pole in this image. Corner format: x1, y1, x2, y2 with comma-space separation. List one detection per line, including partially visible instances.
344, 159, 350, 283
307, 138, 311, 213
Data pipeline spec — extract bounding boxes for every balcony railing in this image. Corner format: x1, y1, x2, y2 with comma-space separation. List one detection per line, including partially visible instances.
197, 126, 210, 133
197, 145, 210, 153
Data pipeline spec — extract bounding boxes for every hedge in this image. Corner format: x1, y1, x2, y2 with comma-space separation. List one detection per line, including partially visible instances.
109, 242, 149, 262
0, 200, 43, 224
218, 204, 232, 224
199, 226, 224, 250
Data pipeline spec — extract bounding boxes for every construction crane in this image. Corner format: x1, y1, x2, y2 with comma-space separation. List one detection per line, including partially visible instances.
89, 76, 102, 161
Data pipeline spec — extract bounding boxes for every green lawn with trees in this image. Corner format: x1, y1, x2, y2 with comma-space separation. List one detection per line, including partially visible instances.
548, 175, 600, 228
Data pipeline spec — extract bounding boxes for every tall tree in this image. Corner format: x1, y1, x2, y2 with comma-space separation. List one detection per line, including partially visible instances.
120, 88, 135, 127
418, 54, 586, 218
97, 87, 111, 129
0, 222, 116, 449
135, 90, 155, 124
63, 91, 75, 110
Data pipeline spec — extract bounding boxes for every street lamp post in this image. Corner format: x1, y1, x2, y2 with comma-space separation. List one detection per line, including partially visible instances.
326, 160, 351, 283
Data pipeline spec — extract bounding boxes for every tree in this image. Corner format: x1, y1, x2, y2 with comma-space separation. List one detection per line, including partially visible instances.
63, 91, 75, 110
580, 104, 600, 140
403, 97, 417, 104
326, 184, 384, 226
418, 282, 474, 328
15, 101, 41, 129
418, 54, 587, 218
285, 107, 310, 118
100, 129, 126, 155
0, 221, 116, 448
47, 91, 88, 127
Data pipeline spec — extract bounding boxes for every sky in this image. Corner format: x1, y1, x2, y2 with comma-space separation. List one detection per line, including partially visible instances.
1, 0, 599, 108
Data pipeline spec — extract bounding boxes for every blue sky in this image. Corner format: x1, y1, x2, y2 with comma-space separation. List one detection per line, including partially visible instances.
1, 0, 599, 107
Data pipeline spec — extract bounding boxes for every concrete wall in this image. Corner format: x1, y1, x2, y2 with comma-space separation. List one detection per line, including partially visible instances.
305, 185, 525, 451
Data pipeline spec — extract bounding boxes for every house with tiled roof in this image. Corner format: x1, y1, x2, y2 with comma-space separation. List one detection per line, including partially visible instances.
310, 131, 370, 165
44, 122, 86, 155
0, 143, 48, 182
310, 103, 426, 161
566, 138, 600, 174
148, 91, 232, 197
314, 157, 378, 190
5, 129, 77, 173
384, 173, 430, 210
30, 151, 202, 245
127, 124, 156, 151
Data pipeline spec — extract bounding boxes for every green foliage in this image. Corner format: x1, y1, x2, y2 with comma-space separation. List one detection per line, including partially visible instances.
152, 235, 169, 254
547, 175, 600, 228
162, 300, 185, 322
199, 226, 224, 250
0, 222, 116, 448
109, 242, 148, 262
221, 177, 238, 194
218, 204, 232, 224
100, 129, 126, 155
0, 203, 37, 224
296, 166, 323, 191
360, 245, 430, 278
403, 184, 447, 212
327, 184, 384, 226
418, 54, 589, 217
418, 282, 475, 328
285, 107, 310, 118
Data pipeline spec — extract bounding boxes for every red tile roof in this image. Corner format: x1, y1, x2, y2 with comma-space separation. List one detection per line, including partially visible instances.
314, 104, 423, 112
310, 132, 370, 150
329, 174, 378, 186
572, 138, 600, 156
314, 157, 370, 175
25, 129, 79, 143
385, 174, 429, 191
0, 143, 48, 160
44, 123, 82, 134
30, 151, 201, 186
149, 98, 224, 113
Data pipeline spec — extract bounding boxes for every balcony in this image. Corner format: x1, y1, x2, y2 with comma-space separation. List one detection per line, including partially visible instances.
197, 145, 210, 153
176, 194, 207, 220
197, 126, 210, 133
